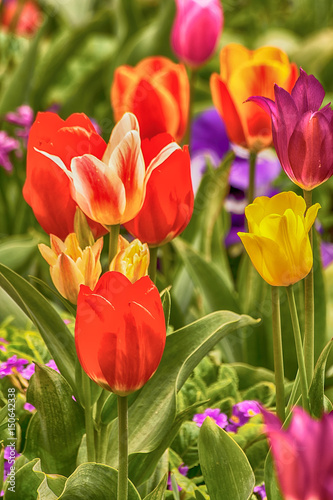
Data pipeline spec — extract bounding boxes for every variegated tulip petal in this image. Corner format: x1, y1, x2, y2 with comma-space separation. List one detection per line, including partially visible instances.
51, 253, 84, 304
71, 154, 126, 226
102, 112, 140, 164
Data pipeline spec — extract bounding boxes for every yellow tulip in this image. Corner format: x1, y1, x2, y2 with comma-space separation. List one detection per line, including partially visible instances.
238, 192, 320, 287
39, 233, 103, 304
110, 235, 149, 283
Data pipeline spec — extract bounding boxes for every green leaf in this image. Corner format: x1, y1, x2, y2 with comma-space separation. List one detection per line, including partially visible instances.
3, 458, 66, 500
0, 264, 76, 391
198, 418, 255, 500
0, 22, 46, 114
172, 238, 240, 314
0, 235, 40, 272
309, 338, 333, 417
160, 287, 171, 331
231, 363, 276, 390
264, 452, 283, 500
105, 312, 258, 486
0, 288, 31, 328
144, 474, 168, 500
24, 365, 85, 476
57, 463, 141, 500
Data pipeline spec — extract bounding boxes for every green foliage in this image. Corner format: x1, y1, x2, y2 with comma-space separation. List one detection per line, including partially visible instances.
198, 418, 255, 500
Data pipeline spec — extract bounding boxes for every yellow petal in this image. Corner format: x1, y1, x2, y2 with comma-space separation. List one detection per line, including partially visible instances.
38, 244, 57, 266
51, 254, 84, 304
305, 203, 321, 233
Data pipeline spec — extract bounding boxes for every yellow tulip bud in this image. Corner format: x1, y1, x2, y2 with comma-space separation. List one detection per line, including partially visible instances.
110, 237, 149, 283
238, 191, 320, 287
39, 233, 103, 304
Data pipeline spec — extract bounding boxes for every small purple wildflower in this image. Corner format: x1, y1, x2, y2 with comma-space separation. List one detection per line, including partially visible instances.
24, 402, 36, 412
0, 131, 19, 172
254, 483, 267, 499
63, 319, 71, 325
193, 408, 228, 429
0, 338, 9, 353
167, 464, 189, 491
21, 359, 60, 380
0, 355, 29, 378
3, 446, 20, 481
226, 400, 260, 432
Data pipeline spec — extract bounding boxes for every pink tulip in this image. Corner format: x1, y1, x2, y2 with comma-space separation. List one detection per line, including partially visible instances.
171, 0, 224, 68
248, 69, 333, 191
263, 407, 333, 500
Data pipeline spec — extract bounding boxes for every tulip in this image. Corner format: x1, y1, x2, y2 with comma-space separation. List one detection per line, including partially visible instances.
247, 69, 333, 190
210, 44, 298, 151
171, 0, 223, 68
110, 235, 150, 283
238, 191, 320, 286
124, 133, 194, 246
111, 57, 189, 142
1, 0, 42, 36
36, 113, 180, 227
38, 233, 103, 304
23, 112, 107, 240
263, 407, 333, 500
75, 272, 166, 395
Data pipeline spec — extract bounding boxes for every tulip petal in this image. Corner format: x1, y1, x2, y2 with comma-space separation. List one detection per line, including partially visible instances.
210, 73, 247, 146
305, 203, 321, 233
92, 271, 132, 308
288, 111, 333, 189
38, 243, 57, 266
34, 148, 72, 179
111, 66, 139, 121
70, 154, 126, 225
145, 141, 181, 178
51, 253, 84, 304
102, 112, 140, 164
219, 43, 251, 82
291, 68, 325, 114
109, 130, 146, 222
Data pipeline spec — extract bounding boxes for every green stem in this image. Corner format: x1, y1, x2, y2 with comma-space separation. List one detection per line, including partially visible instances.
271, 286, 285, 422
286, 370, 300, 414
95, 390, 110, 462
148, 246, 158, 284
108, 224, 120, 267
285, 286, 310, 412
117, 395, 128, 500
303, 189, 314, 386
183, 68, 197, 148
82, 371, 96, 462
247, 151, 257, 205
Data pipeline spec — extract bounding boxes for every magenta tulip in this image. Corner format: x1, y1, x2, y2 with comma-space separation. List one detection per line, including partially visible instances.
263, 407, 333, 500
171, 0, 223, 68
248, 69, 333, 190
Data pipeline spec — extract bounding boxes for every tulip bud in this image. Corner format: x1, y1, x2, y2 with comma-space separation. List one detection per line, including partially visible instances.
38, 233, 103, 304
110, 236, 150, 283
74, 207, 95, 249
171, 0, 224, 68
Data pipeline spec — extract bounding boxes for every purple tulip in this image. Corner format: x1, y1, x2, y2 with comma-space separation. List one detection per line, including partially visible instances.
171, 0, 223, 68
248, 69, 333, 191
262, 406, 333, 500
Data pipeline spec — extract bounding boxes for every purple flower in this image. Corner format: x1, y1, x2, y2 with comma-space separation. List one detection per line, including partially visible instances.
23, 402, 36, 412
6, 105, 34, 145
226, 400, 260, 432
248, 69, 333, 191
167, 464, 189, 491
3, 446, 20, 482
193, 408, 228, 428
21, 359, 59, 380
0, 131, 19, 172
0, 355, 29, 378
254, 483, 267, 499
321, 241, 333, 268
0, 337, 9, 353
262, 406, 333, 500
190, 109, 281, 194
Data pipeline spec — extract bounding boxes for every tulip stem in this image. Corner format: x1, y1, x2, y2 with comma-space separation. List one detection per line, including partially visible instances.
286, 286, 310, 412
148, 246, 158, 284
82, 371, 96, 462
108, 224, 120, 267
248, 151, 257, 204
303, 189, 314, 386
117, 395, 128, 500
271, 286, 285, 422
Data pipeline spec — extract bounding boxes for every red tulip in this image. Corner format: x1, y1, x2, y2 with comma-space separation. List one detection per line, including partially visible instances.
124, 133, 194, 246
75, 272, 166, 395
23, 112, 107, 240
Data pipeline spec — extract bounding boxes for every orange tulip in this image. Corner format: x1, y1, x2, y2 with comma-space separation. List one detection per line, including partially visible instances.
210, 44, 298, 151
111, 56, 189, 142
